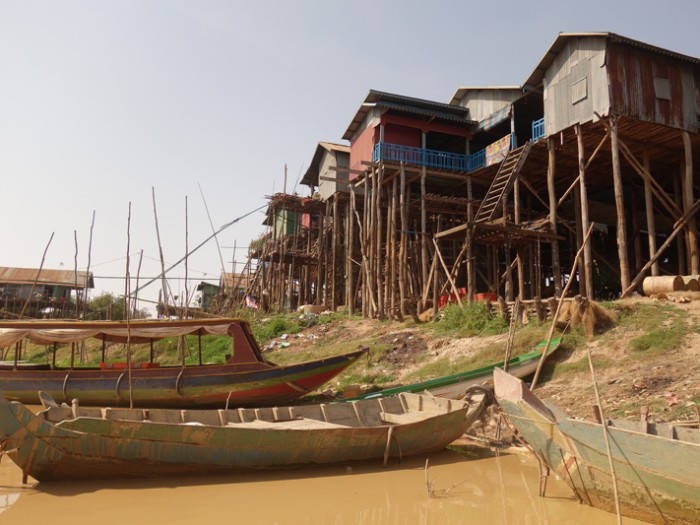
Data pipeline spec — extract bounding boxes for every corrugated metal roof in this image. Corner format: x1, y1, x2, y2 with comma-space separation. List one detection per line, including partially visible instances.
301, 142, 350, 187
342, 89, 473, 141
448, 86, 520, 106
523, 32, 700, 89
0, 267, 94, 288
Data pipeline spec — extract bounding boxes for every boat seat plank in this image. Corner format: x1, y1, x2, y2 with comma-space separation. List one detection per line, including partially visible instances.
144, 410, 181, 424
228, 418, 348, 430
185, 410, 223, 426
104, 408, 146, 421
76, 407, 103, 418
381, 411, 429, 425
289, 405, 324, 421
318, 403, 361, 427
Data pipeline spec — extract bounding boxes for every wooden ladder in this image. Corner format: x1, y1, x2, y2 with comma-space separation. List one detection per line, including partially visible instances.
473, 141, 533, 224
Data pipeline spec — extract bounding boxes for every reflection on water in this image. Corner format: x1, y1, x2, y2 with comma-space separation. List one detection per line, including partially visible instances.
0, 446, 649, 524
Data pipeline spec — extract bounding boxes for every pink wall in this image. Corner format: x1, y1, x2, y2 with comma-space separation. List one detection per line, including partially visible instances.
349, 124, 377, 179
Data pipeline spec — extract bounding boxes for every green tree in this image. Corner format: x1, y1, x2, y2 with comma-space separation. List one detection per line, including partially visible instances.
87, 292, 149, 320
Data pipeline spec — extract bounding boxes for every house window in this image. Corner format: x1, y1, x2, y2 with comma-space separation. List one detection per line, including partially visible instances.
654, 77, 671, 100
572, 77, 588, 104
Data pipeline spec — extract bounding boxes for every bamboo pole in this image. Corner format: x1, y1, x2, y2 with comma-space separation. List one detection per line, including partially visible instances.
74, 230, 79, 319
399, 164, 407, 317
376, 166, 385, 318
586, 345, 623, 525
531, 224, 594, 389
19, 232, 54, 319
83, 210, 95, 321
433, 238, 463, 308
124, 203, 134, 410
184, 195, 190, 319
420, 165, 428, 309
151, 187, 170, 314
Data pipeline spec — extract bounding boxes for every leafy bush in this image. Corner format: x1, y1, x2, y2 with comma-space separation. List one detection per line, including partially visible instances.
436, 302, 508, 337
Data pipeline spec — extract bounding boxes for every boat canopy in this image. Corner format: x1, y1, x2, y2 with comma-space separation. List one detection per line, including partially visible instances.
0, 318, 244, 347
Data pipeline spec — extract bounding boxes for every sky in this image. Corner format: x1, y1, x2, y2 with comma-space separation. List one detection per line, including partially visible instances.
1, 0, 699, 312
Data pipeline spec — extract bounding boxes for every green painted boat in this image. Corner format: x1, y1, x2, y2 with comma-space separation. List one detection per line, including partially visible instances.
0, 389, 488, 482
494, 368, 700, 525
343, 338, 561, 401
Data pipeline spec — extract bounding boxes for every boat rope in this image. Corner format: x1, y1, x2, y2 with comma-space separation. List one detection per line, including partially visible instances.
62, 371, 71, 402
115, 372, 126, 399
382, 426, 394, 467
175, 368, 185, 395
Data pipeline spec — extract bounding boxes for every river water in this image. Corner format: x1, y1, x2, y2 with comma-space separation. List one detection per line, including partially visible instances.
0, 442, 648, 524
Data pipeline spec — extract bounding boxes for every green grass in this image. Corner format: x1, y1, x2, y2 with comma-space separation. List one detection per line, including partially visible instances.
435, 302, 508, 337
548, 354, 614, 379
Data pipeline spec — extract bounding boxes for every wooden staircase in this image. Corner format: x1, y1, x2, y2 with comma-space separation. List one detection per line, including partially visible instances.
473, 141, 533, 224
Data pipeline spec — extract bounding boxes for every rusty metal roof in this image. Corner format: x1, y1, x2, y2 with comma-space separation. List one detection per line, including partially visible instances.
524, 32, 700, 90
0, 267, 94, 288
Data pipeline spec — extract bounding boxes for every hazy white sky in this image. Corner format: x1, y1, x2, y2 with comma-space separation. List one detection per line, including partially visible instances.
1, 0, 699, 310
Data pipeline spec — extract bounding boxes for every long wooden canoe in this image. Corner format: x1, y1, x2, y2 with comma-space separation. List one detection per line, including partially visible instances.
494, 368, 700, 525
343, 338, 561, 401
0, 318, 366, 408
0, 389, 488, 482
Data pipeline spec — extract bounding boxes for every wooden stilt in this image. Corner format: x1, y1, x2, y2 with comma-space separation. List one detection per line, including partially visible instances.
610, 116, 630, 291
643, 150, 659, 276
576, 124, 594, 298
547, 139, 562, 297
682, 131, 699, 274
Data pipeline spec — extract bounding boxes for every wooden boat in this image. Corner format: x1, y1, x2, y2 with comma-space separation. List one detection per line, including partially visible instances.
494, 368, 700, 525
0, 318, 367, 408
343, 337, 561, 401
0, 389, 488, 482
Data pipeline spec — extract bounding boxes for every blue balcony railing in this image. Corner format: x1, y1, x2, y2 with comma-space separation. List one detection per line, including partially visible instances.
372, 133, 518, 174
372, 142, 470, 172
532, 118, 545, 141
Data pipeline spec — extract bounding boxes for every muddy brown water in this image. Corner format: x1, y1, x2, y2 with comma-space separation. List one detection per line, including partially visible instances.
0, 442, 649, 524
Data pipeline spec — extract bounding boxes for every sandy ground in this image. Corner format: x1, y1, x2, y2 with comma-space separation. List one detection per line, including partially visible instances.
272, 295, 700, 423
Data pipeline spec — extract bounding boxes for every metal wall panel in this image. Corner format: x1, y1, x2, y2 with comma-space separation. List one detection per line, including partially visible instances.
607, 42, 698, 132
543, 35, 610, 135
453, 89, 520, 123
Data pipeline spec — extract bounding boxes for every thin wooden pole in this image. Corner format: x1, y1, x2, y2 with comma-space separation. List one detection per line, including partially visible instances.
376, 166, 384, 318
74, 230, 79, 319
420, 164, 428, 309
531, 224, 594, 389
586, 346, 623, 525
124, 202, 134, 410
184, 195, 190, 318
433, 238, 463, 309
19, 232, 54, 319
83, 210, 96, 320
152, 187, 170, 315
399, 164, 407, 318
